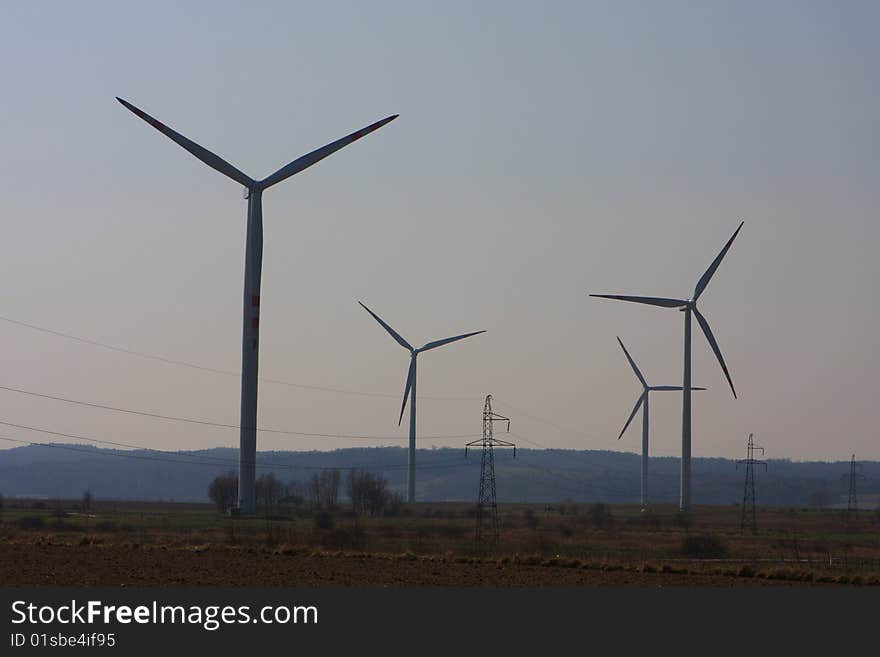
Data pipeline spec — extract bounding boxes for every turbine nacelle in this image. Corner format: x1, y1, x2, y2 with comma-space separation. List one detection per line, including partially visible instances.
591, 221, 743, 400
358, 301, 485, 425
615, 336, 706, 440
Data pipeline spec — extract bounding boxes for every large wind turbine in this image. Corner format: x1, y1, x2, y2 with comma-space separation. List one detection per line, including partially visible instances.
118, 97, 398, 514
359, 301, 484, 503
615, 337, 704, 509
592, 222, 743, 510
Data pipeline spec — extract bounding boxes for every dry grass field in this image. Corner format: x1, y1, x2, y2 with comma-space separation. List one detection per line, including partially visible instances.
1, 498, 878, 587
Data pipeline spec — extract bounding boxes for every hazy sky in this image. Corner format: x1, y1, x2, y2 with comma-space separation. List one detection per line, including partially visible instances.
0, 1, 878, 462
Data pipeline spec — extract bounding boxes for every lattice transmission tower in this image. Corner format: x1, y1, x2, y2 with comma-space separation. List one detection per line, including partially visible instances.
842, 454, 864, 515
465, 395, 515, 546
736, 433, 766, 533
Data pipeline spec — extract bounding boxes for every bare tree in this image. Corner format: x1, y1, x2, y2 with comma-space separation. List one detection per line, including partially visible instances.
320, 469, 341, 509
280, 480, 305, 513
347, 469, 399, 517
208, 472, 238, 513
307, 474, 322, 509
807, 487, 833, 509
307, 470, 341, 510
256, 473, 283, 516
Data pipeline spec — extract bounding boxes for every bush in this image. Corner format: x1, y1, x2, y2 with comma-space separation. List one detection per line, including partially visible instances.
737, 564, 756, 578
587, 503, 613, 529
521, 533, 559, 556
672, 511, 693, 529
558, 499, 577, 516
679, 534, 728, 558
435, 524, 468, 540
208, 472, 238, 513
15, 516, 45, 530
314, 510, 334, 531
517, 554, 542, 566
625, 509, 661, 530
319, 527, 366, 551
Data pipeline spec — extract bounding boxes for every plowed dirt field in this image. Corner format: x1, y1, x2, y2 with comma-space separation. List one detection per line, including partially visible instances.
0, 540, 832, 587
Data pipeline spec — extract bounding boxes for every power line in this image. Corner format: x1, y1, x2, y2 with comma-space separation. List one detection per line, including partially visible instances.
0, 432, 468, 474
0, 426, 643, 500
0, 316, 640, 455
0, 435, 261, 469
0, 316, 619, 452
508, 430, 610, 474
493, 397, 609, 444
0, 383, 479, 442
0, 314, 479, 402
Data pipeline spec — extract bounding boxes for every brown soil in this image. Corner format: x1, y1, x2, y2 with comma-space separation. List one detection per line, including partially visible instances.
0, 540, 832, 587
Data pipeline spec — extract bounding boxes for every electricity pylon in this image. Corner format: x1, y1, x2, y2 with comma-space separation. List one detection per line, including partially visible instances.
736, 433, 766, 533
466, 395, 515, 547
842, 454, 864, 516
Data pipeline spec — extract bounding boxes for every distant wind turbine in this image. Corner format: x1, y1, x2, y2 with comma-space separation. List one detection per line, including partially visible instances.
591, 221, 743, 510
118, 97, 398, 514
359, 302, 485, 503
615, 337, 705, 509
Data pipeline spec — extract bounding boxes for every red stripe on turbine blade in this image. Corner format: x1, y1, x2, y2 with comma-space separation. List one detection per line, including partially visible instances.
152, 120, 166, 131
251, 318, 259, 329
251, 295, 260, 307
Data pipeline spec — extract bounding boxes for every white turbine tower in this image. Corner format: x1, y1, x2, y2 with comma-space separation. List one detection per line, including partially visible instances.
359, 301, 485, 503
118, 97, 398, 514
592, 222, 743, 511
615, 337, 705, 509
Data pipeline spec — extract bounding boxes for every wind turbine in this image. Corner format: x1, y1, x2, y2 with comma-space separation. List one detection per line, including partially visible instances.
359, 301, 484, 503
118, 97, 398, 514
615, 337, 705, 509
591, 221, 743, 510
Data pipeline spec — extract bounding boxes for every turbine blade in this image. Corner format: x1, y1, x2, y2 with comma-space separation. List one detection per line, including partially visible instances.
260, 115, 399, 189
693, 221, 744, 301
116, 97, 254, 188
693, 306, 737, 398
650, 386, 707, 391
616, 337, 647, 387
618, 392, 645, 440
590, 294, 688, 308
358, 302, 413, 351
398, 358, 415, 426
419, 330, 486, 352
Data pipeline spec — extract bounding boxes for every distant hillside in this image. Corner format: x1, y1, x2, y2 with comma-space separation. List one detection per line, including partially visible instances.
0, 444, 878, 508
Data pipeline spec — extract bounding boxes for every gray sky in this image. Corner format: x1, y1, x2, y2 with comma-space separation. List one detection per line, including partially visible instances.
0, 1, 878, 462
